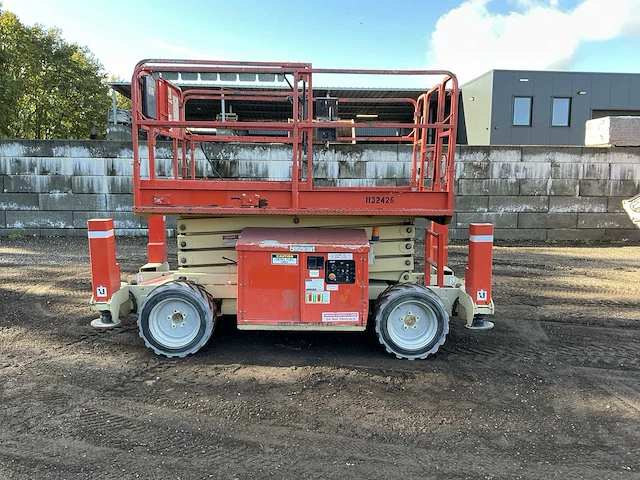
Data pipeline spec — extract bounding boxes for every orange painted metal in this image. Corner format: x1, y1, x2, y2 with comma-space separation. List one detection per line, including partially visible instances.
146, 215, 167, 264
130, 59, 459, 217
236, 228, 369, 326
464, 224, 494, 305
87, 219, 121, 301
425, 221, 449, 287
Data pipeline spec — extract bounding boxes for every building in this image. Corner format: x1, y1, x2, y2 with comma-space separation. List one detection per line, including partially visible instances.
459, 70, 640, 145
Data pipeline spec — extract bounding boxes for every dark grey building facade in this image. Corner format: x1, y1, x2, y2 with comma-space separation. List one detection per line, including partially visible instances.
459, 70, 640, 145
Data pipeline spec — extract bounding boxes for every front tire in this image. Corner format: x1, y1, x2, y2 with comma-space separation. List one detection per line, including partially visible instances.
138, 281, 216, 358
374, 283, 449, 360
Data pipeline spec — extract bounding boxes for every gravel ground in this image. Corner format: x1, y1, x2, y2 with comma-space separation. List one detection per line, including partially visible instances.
0, 236, 638, 480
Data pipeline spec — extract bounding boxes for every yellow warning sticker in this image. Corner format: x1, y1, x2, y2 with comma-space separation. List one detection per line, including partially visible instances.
271, 253, 298, 265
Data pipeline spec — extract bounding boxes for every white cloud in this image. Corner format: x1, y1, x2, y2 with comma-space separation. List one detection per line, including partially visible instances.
427, 0, 640, 83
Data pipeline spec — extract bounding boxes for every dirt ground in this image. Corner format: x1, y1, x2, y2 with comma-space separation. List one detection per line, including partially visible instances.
0, 236, 638, 480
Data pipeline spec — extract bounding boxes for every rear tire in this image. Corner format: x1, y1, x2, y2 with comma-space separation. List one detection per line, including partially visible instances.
374, 283, 449, 360
138, 281, 216, 358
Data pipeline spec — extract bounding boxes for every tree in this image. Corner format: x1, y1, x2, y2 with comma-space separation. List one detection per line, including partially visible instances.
0, 7, 111, 139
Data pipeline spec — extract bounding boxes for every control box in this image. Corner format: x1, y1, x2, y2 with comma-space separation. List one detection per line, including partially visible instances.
236, 227, 370, 327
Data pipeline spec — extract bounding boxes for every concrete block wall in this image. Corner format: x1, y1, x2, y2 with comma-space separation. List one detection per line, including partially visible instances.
448, 145, 640, 241
0, 141, 146, 236
1, 140, 639, 240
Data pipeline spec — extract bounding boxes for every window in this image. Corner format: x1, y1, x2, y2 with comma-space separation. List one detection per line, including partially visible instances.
552, 97, 571, 126
513, 97, 532, 126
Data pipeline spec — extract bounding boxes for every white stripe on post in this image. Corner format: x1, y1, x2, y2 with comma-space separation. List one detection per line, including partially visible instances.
88, 229, 115, 239
469, 234, 494, 243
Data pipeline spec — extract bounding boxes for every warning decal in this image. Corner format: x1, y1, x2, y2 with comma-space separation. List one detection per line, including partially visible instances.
328, 253, 353, 260
322, 312, 359, 323
271, 253, 298, 265
305, 291, 330, 304
222, 234, 240, 247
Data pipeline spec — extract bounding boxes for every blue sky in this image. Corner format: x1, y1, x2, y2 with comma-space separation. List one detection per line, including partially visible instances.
3, 0, 639, 86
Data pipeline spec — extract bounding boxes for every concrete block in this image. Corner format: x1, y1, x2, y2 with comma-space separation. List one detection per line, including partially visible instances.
365, 161, 410, 180
68, 140, 134, 159
71, 176, 133, 194
37, 157, 109, 176
115, 228, 149, 236
456, 212, 518, 229
0, 140, 69, 158
6, 211, 73, 228
0, 193, 39, 211
446, 228, 470, 240
465, 145, 521, 163
338, 160, 366, 179
109, 158, 135, 176
458, 179, 519, 196
235, 160, 291, 180
579, 147, 617, 163
610, 163, 640, 181
39, 193, 107, 211
550, 162, 610, 180
519, 179, 579, 196
0, 228, 40, 236
3, 175, 72, 193
489, 196, 549, 213
106, 194, 134, 212
455, 161, 490, 179
72, 211, 142, 229
521, 146, 583, 163
607, 197, 630, 213
454, 196, 489, 213
546, 229, 607, 241
604, 229, 640, 240
40, 228, 91, 237
518, 213, 578, 229
577, 213, 636, 229
494, 228, 547, 241
314, 178, 396, 187
606, 148, 640, 163
579, 180, 639, 197
0, 157, 39, 175
490, 162, 551, 179
548, 197, 608, 213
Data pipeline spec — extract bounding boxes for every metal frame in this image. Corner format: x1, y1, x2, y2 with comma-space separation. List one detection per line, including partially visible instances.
131, 59, 459, 217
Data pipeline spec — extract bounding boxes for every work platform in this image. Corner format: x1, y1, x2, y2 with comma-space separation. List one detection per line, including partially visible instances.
131, 60, 458, 219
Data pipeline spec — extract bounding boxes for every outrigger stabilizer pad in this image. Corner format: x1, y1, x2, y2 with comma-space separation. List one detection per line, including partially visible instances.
466, 316, 495, 331
90, 312, 121, 329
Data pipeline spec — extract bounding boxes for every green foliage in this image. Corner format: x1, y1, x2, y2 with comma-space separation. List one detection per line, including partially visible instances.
0, 7, 110, 139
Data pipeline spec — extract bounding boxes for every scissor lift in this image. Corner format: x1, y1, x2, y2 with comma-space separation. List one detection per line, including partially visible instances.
88, 60, 495, 359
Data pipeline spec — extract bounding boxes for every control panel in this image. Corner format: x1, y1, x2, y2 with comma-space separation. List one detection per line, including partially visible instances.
306, 256, 325, 270
326, 260, 356, 284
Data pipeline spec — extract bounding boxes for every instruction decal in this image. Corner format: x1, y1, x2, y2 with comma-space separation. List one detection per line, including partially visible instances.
271, 253, 298, 265
305, 278, 325, 291
305, 291, 330, 304
322, 312, 359, 323
477, 289, 488, 301
309, 270, 320, 278
290, 245, 315, 252
96, 285, 107, 298
328, 253, 353, 260
326, 284, 339, 291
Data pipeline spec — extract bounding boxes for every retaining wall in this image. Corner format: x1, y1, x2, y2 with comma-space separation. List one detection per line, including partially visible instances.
1, 140, 639, 240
